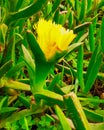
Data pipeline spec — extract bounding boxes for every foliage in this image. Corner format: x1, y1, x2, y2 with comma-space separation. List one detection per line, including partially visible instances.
0, 0, 104, 130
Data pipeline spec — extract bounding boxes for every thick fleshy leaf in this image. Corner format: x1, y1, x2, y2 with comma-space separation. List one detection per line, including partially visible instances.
5, 61, 25, 78
84, 108, 104, 123
0, 96, 8, 110
64, 92, 90, 130
22, 44, 35, 72
26, 30, 52, 91
89, 24, 95, 52
52, 0, 61, 13
0, 108, 46, 129
18, 95, 30, 109
5, 0, 47, 25
0, 107, 18, 114
55, 105, 72, 130
79, 0, 87, 21
0, 60, 13, 78
84, 45, 102, 93
90, 123, 104, 130
77, 45, 84, 90
101, 17, 104, 53
26, 30, 46, 62
0, 23, 8, 44
34, 90, 63, 107
74, 22, 91, 33
4, 80, 30, 91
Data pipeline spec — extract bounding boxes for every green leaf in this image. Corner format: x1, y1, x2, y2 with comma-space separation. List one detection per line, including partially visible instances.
55, 105, 72, 130
26, 30, 52, 91
90, 122, 104, 130
0, 23, 8, 44
84, 108, 104, 123
15, 0, 24, 11
0, 108, 46, 129
75, 0, 79, 12
0, 60, 13, 78
46, 0, 60, 19
4, 80, 30, 91
0, 96, 8, 110
84, 46, 102, 93
58, 14, 66, 25
84, 45, 99, 83
74, 22, 91, 33
56, 63, 77, 78
53, 9, 59, 23
97, 1, 104, 9
23, 117, 29, 130
52, 0, 61, 13
68, 10, 73, 29
101, 17, 104, 53
89, 24, 95, 52
34, 90, 63, 107
18, 95, 30, 109
53, 85, 65, 95
77, 45, 84, 90
67, 42, 84, 54
0, 107, 18, 114
1, 29, 16, 65
87, 0, 92, 11
92, 15, 97, 32
79, 97, 104, 104
26, 30, 46, 62
5, 61, 25, 78
64, 92, 90, 130
5, 0, 47, 25
8, 0, 18, 12
48, 74, 61, 91
67, 0, 73, 7
46, 2, 52, 15
79, 0, 87, 21
22, 44, 35, 72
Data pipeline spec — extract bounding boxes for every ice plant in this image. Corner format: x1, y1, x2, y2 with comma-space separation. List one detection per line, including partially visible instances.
26, 19, 76, 92
33, 19, 76, 61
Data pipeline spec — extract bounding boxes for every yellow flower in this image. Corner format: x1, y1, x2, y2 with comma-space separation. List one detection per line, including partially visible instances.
34, 19, 76, 60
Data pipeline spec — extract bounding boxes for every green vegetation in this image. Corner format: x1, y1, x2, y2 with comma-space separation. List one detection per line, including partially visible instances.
0, 0, 104, 130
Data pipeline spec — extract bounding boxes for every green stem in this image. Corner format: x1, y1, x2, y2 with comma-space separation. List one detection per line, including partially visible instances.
32, 62, 52, 92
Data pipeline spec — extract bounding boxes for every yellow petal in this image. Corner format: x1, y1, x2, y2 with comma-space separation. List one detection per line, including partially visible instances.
34, 19, 76, 60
